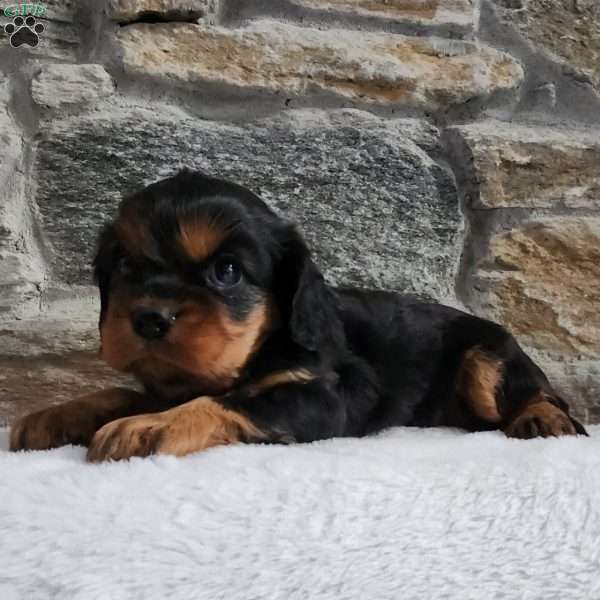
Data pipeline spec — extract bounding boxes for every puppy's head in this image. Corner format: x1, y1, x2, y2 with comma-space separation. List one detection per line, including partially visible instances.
93, 170, 342, 398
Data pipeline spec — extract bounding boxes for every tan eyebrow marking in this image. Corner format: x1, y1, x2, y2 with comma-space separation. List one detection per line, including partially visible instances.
178, 218, 228, 261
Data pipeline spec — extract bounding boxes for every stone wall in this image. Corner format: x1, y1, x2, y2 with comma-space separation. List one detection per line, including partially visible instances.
0, 0, 599, 424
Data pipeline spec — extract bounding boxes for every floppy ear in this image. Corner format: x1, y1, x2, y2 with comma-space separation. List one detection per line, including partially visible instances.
276, 227, 344, 352
93, 224, 120, 324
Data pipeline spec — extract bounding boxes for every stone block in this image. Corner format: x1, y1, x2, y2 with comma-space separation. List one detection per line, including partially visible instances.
493, 0, 600, 93
115, 20, 524, 110
445, 120, 600, 209
32, 64, 115, 109
34, 106, 462, 302
472, 218, 600, 359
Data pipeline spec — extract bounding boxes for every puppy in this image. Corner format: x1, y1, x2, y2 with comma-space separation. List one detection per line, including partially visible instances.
10, 170, 587, 461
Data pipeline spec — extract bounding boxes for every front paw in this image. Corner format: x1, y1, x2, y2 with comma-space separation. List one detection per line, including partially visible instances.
10, 402, 98, 451
86, 397, 264, 462
86, 413, 169, 462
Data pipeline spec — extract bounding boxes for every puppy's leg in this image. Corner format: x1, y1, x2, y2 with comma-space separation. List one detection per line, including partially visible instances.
503, 392, 587, 439
87, 368, 375, 462
456, 343, 587, 438
10, 388, 156, 451
87, 395, 266, 462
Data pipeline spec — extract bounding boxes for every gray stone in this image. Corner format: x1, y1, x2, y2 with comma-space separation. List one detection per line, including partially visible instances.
41, 0, 78, 23
40, 3, 81, 62
34, 105, 462, 302
31, 64, 115, 109
0, 80, 45, 319
538, 357, 600, 425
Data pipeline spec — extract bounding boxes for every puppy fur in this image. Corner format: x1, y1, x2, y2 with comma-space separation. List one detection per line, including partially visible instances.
10, 170, 587, 460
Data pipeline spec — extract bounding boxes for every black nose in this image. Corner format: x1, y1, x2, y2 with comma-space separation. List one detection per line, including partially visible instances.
131, 309, 172, 340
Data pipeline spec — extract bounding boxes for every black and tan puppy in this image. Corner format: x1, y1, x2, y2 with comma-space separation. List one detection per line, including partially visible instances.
10, 170, 587, 461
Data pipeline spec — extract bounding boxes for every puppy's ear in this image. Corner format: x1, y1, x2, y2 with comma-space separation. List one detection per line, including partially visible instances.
93, 224, 120, 324
276, 227, 344, 352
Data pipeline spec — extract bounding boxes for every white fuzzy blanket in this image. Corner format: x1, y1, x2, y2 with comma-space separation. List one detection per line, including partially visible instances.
1, 426, 599, 600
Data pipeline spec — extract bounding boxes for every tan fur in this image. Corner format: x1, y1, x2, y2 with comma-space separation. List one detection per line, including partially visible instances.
100, 292, 273, 393
178, 219, 227, 261
87, 397, 264, 462
99, 298, 146, 372
505, 394, 576, 438
100, 295, 179, 372
10, 388, 147, 451
458, 347, 503, 422
243, 369, 317, 397
158, 300, 272, 386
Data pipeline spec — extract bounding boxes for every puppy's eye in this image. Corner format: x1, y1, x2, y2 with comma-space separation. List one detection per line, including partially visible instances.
210, 257, 242, 288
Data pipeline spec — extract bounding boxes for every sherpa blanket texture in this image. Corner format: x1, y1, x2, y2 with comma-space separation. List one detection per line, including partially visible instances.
1, 426, 599, 600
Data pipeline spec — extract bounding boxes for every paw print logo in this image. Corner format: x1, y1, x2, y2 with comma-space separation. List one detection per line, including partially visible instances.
4, 16, 45, 48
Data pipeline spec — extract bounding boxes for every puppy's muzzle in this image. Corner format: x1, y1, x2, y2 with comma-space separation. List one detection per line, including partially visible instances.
131, 308, 173, 341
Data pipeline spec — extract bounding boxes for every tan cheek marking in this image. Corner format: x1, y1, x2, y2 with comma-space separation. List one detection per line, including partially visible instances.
215, 302, 272, 377
457, 347, 503, 423
164, 300, 272, 384
100, 307, 143, 371
101, 293, 189, 376
102, 289, 274, 391
178, 219, 226, 261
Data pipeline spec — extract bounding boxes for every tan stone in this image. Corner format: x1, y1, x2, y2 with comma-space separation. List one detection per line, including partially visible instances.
495, 0, 600, 92
116, 20, 523, 108
292, 0, 473, 26
109, 0, 210, 21
475, 218, 600, 358
446, 121, 600, 208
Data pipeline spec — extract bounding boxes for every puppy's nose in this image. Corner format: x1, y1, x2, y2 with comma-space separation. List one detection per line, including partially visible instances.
131, 309, 173, 340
